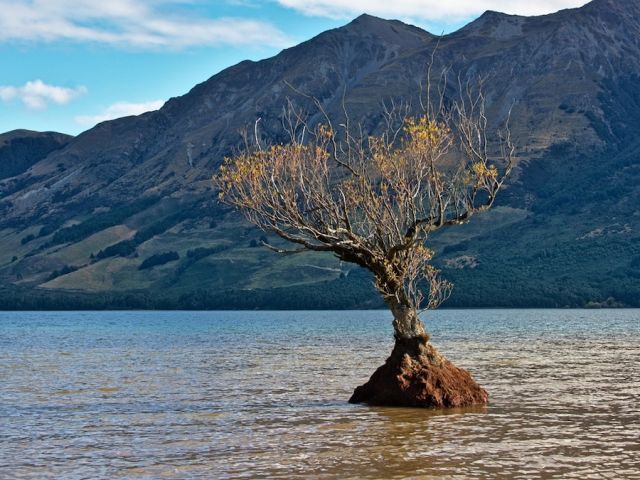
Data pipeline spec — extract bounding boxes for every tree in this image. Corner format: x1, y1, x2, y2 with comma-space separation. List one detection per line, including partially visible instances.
215, 86, 514, 408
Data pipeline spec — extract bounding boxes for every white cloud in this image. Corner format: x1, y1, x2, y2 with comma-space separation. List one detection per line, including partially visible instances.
276, 0, 590, 22
0, 80, 87, 110
0, 0, 290, 49
75, 100, 165, 126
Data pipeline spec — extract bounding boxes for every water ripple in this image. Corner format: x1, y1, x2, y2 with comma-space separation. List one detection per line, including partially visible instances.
0, 309, 639, 479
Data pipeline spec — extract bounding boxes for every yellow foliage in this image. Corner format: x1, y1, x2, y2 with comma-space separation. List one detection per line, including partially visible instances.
472, 162, 498, 180
404, 116, 450, 149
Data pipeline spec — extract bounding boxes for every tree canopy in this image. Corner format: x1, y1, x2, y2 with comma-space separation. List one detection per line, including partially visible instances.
216, 88, 513, 337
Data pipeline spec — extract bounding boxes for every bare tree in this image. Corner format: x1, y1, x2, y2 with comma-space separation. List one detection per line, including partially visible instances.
215, 84, 514, 408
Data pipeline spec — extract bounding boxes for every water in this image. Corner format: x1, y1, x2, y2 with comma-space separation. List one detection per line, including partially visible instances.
1, 310, 639, 479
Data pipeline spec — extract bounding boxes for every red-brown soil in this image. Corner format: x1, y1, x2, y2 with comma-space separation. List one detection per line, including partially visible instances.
349, 336, 489, 408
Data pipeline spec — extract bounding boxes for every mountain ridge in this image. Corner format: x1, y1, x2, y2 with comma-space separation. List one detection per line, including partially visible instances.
0, 130, 72, 181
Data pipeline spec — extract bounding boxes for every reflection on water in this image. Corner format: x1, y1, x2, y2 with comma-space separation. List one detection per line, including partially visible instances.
0, 310, 639, 479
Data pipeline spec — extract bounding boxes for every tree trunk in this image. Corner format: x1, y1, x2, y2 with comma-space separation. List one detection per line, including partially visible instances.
349, 303, 489, 408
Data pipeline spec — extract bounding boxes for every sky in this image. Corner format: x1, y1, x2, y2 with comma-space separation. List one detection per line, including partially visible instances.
1, 0, 589, 136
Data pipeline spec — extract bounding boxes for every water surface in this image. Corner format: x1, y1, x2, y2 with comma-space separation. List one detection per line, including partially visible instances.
1, 310, 639, 479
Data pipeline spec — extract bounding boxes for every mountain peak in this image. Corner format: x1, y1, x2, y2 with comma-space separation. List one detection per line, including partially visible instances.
455, 10, 525, 39
352, 13, 384, 23
585, 0, 629, 8
582, 0, 640, 14
454, 0, 640, 40
340, 13, 433, 38
345, 13, 401, 28
340, 13, 390, 31
479, 10, 510, 19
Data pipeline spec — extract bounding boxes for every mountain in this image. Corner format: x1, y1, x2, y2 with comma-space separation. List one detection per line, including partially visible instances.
1, 0, 640, 309
0, 130, 71, 181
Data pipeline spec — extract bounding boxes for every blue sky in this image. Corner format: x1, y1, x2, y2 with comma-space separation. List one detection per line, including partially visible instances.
1, 0, 588, 136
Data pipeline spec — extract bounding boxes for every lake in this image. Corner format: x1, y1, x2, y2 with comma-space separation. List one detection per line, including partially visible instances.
1, 309, 639, 479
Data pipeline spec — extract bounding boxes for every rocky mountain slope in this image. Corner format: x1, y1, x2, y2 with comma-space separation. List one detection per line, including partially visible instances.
0, 130, 71, 181
1, 0, 639, 308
